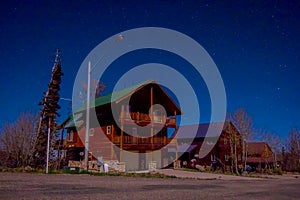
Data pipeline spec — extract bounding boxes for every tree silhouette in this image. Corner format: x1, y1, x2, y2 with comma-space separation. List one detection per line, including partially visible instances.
32, 50, 63, 168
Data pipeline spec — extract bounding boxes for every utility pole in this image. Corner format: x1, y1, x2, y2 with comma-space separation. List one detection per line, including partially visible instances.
83, 35, 124, 170
84, 61, 91, 170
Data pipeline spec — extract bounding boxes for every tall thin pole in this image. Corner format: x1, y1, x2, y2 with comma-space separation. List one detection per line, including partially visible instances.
84, 61, 91, 170
150, 87, 154, 161
46, 117, 51, 174
120, 105, 124, 162
57, 128, 65, 170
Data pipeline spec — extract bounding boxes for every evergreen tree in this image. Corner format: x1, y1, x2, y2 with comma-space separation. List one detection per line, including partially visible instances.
32, 50, 63, 168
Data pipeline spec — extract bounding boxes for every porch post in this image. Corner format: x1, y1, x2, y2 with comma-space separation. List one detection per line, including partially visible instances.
120, 105, 124, 162
111, 125, 114, 159
174, 110, 178, 160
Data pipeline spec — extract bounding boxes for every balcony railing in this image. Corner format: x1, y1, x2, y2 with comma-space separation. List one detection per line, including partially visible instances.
111, 135, 176, 146
122, 111, 176, 127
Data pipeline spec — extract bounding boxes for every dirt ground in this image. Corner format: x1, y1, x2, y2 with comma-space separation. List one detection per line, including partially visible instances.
0, 171, 299, 200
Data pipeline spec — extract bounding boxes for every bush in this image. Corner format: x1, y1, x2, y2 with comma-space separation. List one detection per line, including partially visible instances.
273, 168, 283, 175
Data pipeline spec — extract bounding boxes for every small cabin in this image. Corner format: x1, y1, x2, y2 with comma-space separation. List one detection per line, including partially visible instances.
246, 142, 274, 170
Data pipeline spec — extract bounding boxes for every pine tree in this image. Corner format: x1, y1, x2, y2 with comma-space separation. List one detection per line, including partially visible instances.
32, 50, 63, 168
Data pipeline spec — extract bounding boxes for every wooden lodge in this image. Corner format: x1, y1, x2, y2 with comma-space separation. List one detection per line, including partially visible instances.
246, 142, 274, 171
172, 121, 243, 172
62, 80, 181, 171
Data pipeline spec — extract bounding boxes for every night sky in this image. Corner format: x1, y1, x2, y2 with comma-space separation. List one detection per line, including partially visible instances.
0, 0, 299, 139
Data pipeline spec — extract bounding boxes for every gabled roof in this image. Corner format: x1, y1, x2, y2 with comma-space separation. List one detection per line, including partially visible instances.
75, 80, 152, 113
247, 142, 272, 155
176, 122, 226, 139
75, 80, 182, 115
63, 80, 182, 128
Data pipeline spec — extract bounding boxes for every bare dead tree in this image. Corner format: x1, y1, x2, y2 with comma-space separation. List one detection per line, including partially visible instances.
225, 121, 240, 174
230, 108, 254, 171
259, 129, 282, 169
0, 112, 37, 168
79, 79, 106, 101
285, 128, 300, 171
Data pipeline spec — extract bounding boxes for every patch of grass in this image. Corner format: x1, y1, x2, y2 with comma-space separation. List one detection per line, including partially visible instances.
180, 168, 200, 172
224, 171, 234, 175
0, 167, 26, 173
273, 168, 283, 175
0, 167, 176, 179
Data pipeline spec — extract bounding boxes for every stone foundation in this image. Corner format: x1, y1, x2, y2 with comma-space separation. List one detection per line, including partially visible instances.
68, 160, 126, 173
104, 160, 126, 173
149, 161, 157, 172
174, 160, 181, 169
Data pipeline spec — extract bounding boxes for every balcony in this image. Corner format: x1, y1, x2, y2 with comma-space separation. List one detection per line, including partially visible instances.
110, 135, 177, 150
122, 112, 177, 128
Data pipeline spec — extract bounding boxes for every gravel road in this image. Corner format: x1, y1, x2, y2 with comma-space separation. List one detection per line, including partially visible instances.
0, 171, 299, 200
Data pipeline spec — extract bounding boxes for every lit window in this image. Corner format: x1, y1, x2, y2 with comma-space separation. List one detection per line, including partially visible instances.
107, 126, 111, 134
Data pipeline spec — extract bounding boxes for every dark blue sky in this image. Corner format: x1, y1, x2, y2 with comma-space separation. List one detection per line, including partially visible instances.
0, 0, 299, 139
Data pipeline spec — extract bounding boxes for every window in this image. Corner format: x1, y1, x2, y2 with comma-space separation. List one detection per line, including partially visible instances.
89, 128, 94, 136
211, 154, 216, 161
68, 130, 74, 141
153, 110, 162, 122
225, 154, 228, 161
107, 126, 111, 134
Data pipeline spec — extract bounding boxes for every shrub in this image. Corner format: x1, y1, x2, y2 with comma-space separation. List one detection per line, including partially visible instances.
273, 168, 283, 175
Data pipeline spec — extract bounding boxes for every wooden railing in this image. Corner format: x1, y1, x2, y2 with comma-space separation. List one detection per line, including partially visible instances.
111, 135, 172, 145
122, 111, 176, 127
166, 118, 176, 127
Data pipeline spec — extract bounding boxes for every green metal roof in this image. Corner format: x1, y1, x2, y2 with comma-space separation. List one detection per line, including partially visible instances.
74, 80, 154, 113
64, 113, 83, 128
62, 79, 182, 128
